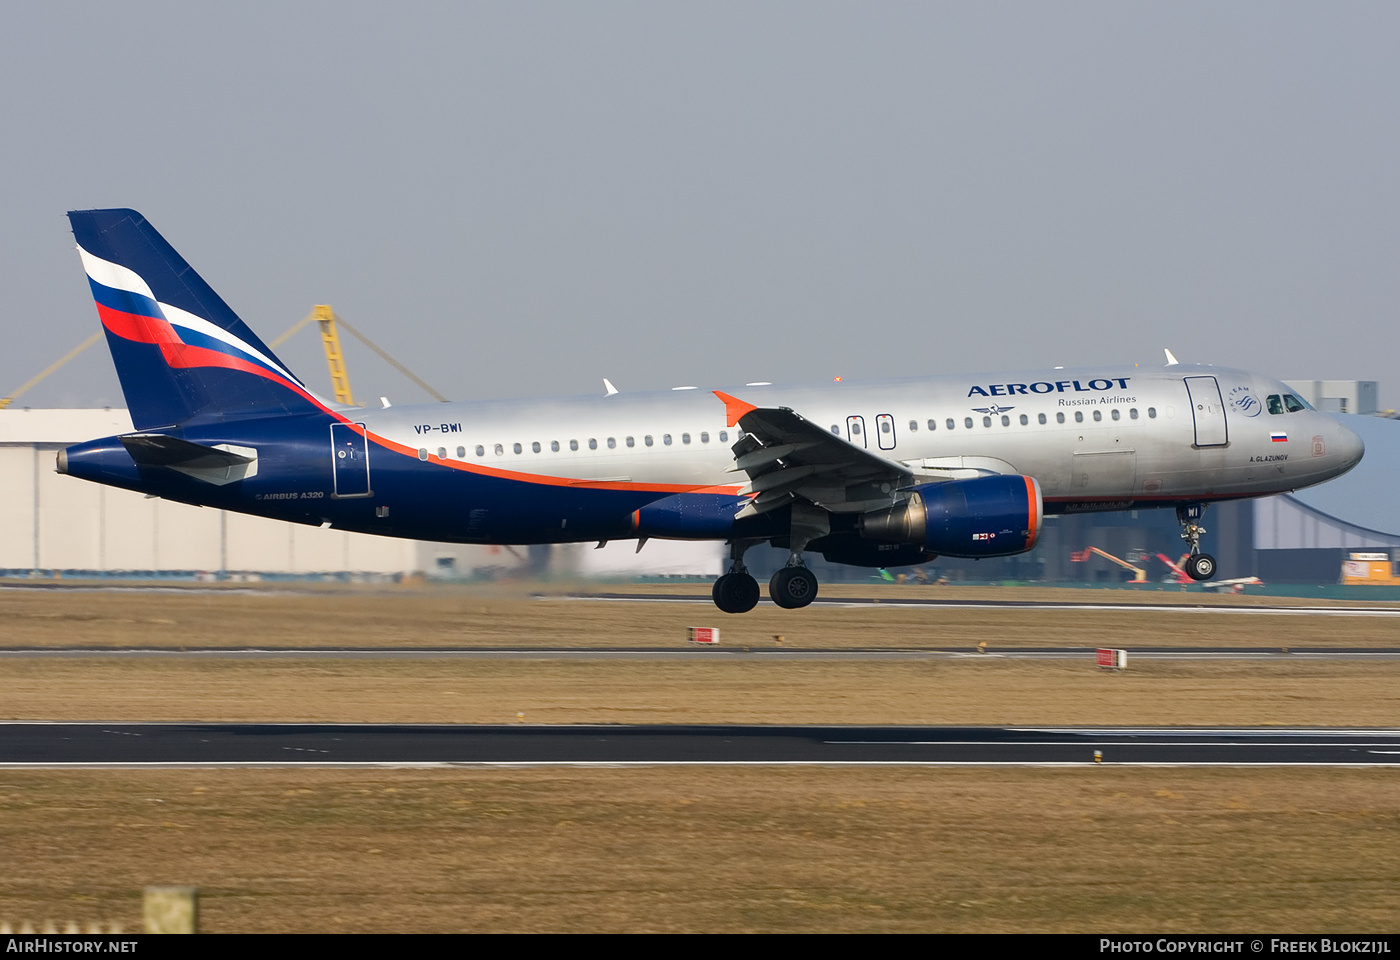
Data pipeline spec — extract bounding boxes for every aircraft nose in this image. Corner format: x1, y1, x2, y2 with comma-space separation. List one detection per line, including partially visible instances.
1334, 420, 1364, 472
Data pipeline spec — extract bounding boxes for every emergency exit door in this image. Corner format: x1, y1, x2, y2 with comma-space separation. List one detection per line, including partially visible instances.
845, 416, 867, 447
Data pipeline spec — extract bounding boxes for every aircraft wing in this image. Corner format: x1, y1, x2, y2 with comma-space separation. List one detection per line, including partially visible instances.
715, 391, 912, 517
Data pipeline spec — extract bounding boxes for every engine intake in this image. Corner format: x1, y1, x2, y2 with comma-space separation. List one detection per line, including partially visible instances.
857, 475, 1042, 558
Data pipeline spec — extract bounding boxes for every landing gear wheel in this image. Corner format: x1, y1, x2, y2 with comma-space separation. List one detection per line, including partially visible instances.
712, 572, 760, 614
769, 566, 819, 609
1186, 553, 1216, 582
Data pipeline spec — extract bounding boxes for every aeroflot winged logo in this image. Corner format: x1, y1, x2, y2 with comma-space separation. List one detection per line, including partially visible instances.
967, 377, 1131, 397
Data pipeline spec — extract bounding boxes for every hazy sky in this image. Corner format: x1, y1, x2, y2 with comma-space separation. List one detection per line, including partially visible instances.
2, 2, 1397, 409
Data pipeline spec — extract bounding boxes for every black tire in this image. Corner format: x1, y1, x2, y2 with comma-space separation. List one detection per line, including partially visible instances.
713, 572, 760, 613
712, 574, 731, 610
769, 566, 819, 609
1186, 553, 1216, 581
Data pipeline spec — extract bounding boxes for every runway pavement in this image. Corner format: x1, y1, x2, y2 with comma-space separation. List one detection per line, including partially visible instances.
1, 646, 1397, 660
558, 592, 1400, 616
2, 723, 1398, 766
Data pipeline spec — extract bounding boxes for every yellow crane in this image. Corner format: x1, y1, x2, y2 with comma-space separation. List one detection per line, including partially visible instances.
270, 305, 447, 405
0, 332, 103, 409
271, 305, 355, 405
2, 305, 444, 411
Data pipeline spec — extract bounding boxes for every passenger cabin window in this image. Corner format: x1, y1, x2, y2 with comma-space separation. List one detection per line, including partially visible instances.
1074, 412, 1083, 423
982, 416, 992, 427
851, 422, 861, 436
1056, 413, 1065, 424
880, 420, 891, 434
682, 433, 691, 444
1001, 415, 1010, 426
418, 448, 428, 461
908, 420, 918, 432
663, 434, 672, 445
1019, 414, 1028, 425
551, 441, 560, 452
513, 443, 523, 454
700, 432, 710, 443
494, 443, 504, 456
928, 419, 937, 431
570, 440, 579, 451
964, 417, 973, 429
531, 442, 541, 453
1038, 413, 1047, 424
1129, 408, 1138, 420
456, 446, 465, 458
607, 438, 616, 449
475, 445, 485, 457
830, 425, 840, 435
626, 436, 635, 447
438, 447, 447, 459
719, 431, 728, 442
588, 439, 597, 450
1092, 410, 1102, 422
645, 435, 654, 447
947, 419, 955, 430
1148, 408, 1157, 419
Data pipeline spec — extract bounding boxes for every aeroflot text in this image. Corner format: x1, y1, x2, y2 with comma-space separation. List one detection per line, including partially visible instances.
969, 378, 1131, 397
1100, 943, 1391, 954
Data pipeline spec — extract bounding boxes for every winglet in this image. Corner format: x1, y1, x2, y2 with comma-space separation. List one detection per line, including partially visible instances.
1163, 348, 1179, 366
713, 390, 757, 427
603, 378, 619, 396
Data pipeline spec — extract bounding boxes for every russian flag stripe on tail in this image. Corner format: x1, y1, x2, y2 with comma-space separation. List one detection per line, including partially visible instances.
68, 209, 324, 430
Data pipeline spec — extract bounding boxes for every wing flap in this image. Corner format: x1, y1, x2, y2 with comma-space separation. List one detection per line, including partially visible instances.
715, 392, 911, 512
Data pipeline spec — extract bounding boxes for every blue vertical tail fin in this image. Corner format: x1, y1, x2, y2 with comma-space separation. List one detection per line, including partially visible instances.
68, 208, 325, 430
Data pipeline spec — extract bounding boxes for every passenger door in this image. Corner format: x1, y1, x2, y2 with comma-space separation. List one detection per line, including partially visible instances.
1184, 377, 1228, 447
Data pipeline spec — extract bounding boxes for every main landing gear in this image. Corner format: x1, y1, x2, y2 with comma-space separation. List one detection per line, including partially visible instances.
769, 565, 818, 609
713, 540, 761, 614
1177, 503, 1216, 582
712, 505, 829, 614
766, 503, 826, 610
711, 553, 821, 613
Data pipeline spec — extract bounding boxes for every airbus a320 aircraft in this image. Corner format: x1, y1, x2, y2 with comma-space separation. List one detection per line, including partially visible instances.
57, 209, 1365, 612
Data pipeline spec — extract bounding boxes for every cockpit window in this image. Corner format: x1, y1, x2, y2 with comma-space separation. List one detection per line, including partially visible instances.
1283, 394, 1307, 413
1266, 394, 1284, 415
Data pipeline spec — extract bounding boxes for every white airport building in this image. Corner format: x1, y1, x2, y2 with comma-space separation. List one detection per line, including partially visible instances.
0, 407, 721, 579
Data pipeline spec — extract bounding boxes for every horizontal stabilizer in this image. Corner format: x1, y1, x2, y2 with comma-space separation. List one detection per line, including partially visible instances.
120, 434, 258, 486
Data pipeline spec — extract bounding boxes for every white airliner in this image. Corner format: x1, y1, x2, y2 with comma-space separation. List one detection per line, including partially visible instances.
58, 209, 1365, 612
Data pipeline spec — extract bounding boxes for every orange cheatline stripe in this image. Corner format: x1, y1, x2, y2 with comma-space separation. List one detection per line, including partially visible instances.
364, 431, 743, 495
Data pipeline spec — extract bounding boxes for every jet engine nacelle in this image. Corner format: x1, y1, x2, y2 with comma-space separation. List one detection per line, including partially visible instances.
857, 475, 1042, 559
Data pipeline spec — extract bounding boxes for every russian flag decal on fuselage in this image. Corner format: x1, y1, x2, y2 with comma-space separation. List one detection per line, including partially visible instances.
1271, 432, 1288, 442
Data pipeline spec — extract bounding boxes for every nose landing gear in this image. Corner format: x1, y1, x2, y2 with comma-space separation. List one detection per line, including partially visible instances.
1177, 503, 1216, 582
